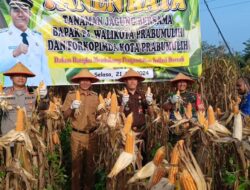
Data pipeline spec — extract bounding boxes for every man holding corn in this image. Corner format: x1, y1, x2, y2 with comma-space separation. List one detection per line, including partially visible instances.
0, 62, 47, 136
118, 69, 153, 162
62, 69, 99, 190
163, 72, 204, 117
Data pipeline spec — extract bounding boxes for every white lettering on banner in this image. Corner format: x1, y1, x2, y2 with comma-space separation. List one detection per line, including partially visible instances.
91, 69, 153, 80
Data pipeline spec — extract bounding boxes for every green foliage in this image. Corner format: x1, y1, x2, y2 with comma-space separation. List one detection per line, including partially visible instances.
95, 169, 107, 190
60, 121, 72, 190
46, 152, 67, 189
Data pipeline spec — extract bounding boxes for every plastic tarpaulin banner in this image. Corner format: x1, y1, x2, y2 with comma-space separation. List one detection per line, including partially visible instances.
0, 0, 202, 86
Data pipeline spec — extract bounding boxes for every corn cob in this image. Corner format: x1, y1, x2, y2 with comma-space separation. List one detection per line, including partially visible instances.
168, 140, 184, 185
106, 91, 112, 99
0, 83, 3, 94
233, 104, 240, 114
16, 108, 25, 131
146, 87, 151, 95
48, 101, 57, 112
147, 165, 167, 189
75, 90, 81, 101
185, 103, 192, 119
52, 132, 60, 145
233, 112, 243, 141
123, 113, 133, 135
180, 169, 197, 190
99, 94, 105, 105
125, 131, 135, 154
110, 92, 118, 114
123, 88, 128, 95
208, 106, 216, 127
153, 146, 166, 166
197, 111, 208, 131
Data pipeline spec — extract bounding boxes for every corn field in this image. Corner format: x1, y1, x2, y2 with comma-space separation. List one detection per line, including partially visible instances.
0, 56, 250, 190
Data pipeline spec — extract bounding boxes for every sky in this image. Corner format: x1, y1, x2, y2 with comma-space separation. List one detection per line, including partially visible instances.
199, 0, 250, 53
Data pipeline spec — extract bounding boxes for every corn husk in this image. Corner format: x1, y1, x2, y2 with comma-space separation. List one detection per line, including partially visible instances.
232, 112, 243, 141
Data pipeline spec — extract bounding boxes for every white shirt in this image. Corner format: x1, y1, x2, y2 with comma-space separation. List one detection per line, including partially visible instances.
0, 24, 52, 86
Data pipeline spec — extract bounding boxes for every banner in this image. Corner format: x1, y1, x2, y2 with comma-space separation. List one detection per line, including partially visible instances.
0, 0, 202, 86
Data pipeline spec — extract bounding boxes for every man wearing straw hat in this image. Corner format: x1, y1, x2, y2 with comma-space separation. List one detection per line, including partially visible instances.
1, 62, 48, 135
62, 69, 99, 190
0, 0, 52, 86
163, 72, 204, 116
118, 68, 153, 163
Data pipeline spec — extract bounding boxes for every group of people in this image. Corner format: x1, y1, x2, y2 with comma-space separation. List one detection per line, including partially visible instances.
2, 60, 250, 189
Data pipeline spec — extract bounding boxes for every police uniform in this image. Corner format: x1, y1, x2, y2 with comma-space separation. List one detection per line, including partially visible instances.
62, 69, 99, 190
0, 0, 52, 86
1, 87, 36, 135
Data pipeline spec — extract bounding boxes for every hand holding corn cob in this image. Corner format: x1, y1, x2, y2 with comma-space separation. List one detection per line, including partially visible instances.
145, 87, 153, 106
72, 90, 81, 117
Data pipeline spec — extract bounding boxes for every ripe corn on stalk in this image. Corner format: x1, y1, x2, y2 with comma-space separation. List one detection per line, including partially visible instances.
52, 132, 60, 145
232, 112, 243, 141
0, 83, 3, 94
197, 111, 208, 131
74, 90, 81, 117
153, 146, 166, 166
146, 87, 151, 95
180, 169, 197, 190
97, 94, 105, 111
122, 113, 133, 136
16, 108, 26, 131
168, 140, 184, 185
147, 165, 167, 189
185, 103, 192, 119
36, 81, 45, 102
108, 131, 136, 178
207, 106, 216, 127
107, 92, 119, 128
128, 146, 167, 183
123, 88, 128, 95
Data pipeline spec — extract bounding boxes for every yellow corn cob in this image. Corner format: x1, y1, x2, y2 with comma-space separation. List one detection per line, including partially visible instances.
99, 94, 105, 105
123, 113, 133, 135
197, 111, 208, 131
177, 90, 180, 96
125, 131, 135, 154
208, 105, 216, 127
52, 132, 60, 145
123, 88, 128, 95
185, 103, 192, 119
0, 83, 3, 94
48, 101, 57, 112
110, 92, 118, 114
147, 165, 167, 189
106, 91, 112, 99
16, 108, 25, 131
168, 140, 184, 185
233, 104, 240, 115
153, 146, 166, 166
76, 90, 81, 101
147, 87, 151, 94
180, 169, 197, 190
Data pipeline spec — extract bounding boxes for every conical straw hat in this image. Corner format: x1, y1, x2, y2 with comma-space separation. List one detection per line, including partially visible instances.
3, 62, 35, 77
171, 73, 194, 83
71, 69, 99, 83
118, 69, 145, 82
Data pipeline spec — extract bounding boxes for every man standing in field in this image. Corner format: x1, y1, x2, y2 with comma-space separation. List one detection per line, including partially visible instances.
62, 69, 99, 190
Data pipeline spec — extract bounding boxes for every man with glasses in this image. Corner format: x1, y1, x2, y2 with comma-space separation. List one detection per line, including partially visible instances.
0, 0, 52, 87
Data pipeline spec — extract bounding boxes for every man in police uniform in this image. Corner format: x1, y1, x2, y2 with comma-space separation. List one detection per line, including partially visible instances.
1, 62, 47, 135
118, 69, 153, 164
0, 0, 52, 87
62, 69, 99, 190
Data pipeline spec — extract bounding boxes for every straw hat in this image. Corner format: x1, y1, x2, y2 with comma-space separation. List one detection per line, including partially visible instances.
8, 0, 33, 9
71, 69, 99, 83
3, 62, 35, 77
118, 69, 145, 82
171, 73, 194, 83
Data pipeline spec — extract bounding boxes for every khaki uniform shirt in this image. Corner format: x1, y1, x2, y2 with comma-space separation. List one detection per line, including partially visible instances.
1, 87, 36, 135
62, 90, 99, 131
